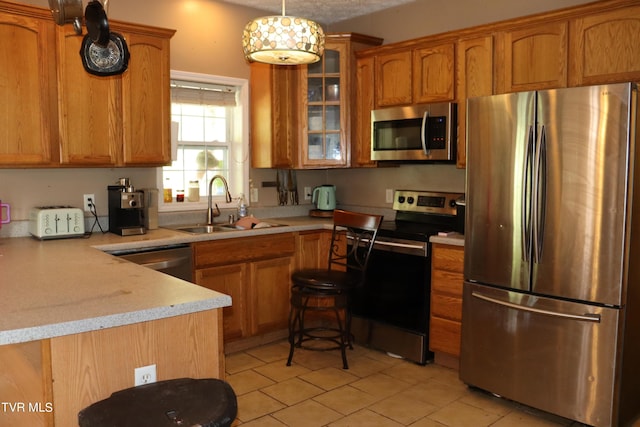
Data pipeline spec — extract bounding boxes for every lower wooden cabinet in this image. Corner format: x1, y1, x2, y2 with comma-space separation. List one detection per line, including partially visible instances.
430, 243, 464, 360
193, 233, 296, 342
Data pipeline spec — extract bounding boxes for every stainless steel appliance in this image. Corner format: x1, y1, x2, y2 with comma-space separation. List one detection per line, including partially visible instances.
462, 83, 640, 427
108, 178, 145, 236
29, 206, 85, 239
108, 244, 193, 282
351, 190, 463, 364
371, 102, 456, 162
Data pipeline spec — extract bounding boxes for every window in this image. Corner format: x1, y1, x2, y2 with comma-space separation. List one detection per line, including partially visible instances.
158, 71, 249, 212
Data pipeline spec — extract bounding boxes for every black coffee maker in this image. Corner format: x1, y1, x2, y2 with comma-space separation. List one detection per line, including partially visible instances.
108, 178, 146, 236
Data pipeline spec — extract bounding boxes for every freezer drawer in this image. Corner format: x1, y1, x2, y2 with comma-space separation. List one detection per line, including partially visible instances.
460, 283, 620, 427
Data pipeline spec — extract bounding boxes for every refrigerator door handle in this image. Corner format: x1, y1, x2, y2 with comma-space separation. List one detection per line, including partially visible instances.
522, 125, 534, 261
421, 110, 430, 155
471, 291, 601, 322
533, 124, 547, 263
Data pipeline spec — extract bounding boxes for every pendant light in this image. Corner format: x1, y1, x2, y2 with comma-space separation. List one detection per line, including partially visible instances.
242, 0, 325, 65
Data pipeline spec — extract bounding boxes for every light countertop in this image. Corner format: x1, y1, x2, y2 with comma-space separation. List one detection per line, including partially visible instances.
1, 216, 464, 345
0, 217, 332, 345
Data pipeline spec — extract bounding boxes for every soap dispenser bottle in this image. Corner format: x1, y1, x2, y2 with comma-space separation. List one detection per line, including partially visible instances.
237, 193, 248, 218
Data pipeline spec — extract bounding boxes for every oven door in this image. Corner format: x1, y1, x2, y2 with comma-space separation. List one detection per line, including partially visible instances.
352, 238, 431, 333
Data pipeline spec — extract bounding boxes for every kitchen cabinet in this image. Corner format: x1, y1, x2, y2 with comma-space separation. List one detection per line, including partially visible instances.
193, 233, 296, 342
57, 23, 174, 166
250, 33, 382, 169
374, 41, 455, 108
353, 56, 376, 167
569, 5, 640, 86
430, 243, 464, 364
455, 35, 494, 169
249, 62, 299, 169
0, 4, 58, 166
495, 21, 568, 93
412, 43, 455, 103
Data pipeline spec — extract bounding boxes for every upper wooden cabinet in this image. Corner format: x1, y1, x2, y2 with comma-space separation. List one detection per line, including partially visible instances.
374, 42, 455, 108
569, 5, 640, 86
0, 5, 58, 166
413, 43, 455, 103
353, 56, 376, 168
495, 21, 568, 93
249, 62, 299, 169
455, 35, 494, 168
58, 23, 174, 166
0, 1, 174, 168
250, 33, 382, 169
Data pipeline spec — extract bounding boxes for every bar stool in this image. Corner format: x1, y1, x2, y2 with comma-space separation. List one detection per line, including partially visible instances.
77, 378, 237, 427
287, 209, 383, 369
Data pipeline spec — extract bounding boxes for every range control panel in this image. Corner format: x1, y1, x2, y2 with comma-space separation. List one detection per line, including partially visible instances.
392, 190, 463, 216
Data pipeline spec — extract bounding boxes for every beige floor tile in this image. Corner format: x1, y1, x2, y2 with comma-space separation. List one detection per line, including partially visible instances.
328, 408, 404, 427
226, 352, 265, 375
226, 369, 275, 396
235, 390, 286, 423
400, 378, 469, 408
381, 362, 439, 385
313, 385, 380, 415
428, 400, 501, 427
369, 393, 439, 425
255, 360, 311, 382
458, 389, 516, 417
246, 341, 290, 363
350, 373, 413, 399
236, 415, 287, 426
491, 407, 572, 427
287, 347, 346, 370
407, 416, 449, 426
261, 377, 324, 406
299, 367, 359, 391
272, 399, 342, 427
346, 354, 398, 378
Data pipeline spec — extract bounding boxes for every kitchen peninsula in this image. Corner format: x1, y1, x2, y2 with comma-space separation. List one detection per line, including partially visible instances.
0, 218, 352, 426
0, 228, 233, 427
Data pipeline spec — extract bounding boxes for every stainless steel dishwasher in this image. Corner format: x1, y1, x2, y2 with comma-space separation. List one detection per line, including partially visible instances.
108, 244, 193, 282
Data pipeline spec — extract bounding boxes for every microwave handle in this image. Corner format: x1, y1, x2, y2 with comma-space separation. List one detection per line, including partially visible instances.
421, 110, 430, 155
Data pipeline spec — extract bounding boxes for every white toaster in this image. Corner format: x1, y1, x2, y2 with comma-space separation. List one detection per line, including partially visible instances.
29, 207, 86, 239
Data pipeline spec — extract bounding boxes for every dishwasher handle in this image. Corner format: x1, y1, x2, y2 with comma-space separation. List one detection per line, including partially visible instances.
139, 255, 191, 271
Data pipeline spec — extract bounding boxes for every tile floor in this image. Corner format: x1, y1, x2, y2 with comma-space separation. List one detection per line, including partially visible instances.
225, 340, 604, 427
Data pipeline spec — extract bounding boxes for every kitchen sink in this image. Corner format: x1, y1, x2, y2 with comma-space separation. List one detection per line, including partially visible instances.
169, 222, 286, 234
170, 224, 241, 234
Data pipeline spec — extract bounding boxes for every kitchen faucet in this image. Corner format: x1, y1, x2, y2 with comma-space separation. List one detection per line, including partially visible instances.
207, 174, 233, 224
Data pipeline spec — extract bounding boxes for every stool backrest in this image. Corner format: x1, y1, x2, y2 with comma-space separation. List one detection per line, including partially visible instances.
327, 210, 383, 281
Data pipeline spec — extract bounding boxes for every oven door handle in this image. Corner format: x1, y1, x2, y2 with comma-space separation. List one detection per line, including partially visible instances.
374, 240, 426, 250
347, 235, 426, 251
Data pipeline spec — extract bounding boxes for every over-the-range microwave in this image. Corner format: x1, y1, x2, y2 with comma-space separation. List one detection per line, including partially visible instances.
371, 102, 457, 162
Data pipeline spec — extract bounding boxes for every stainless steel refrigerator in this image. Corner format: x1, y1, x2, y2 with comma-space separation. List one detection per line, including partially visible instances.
461, 83, 640, 427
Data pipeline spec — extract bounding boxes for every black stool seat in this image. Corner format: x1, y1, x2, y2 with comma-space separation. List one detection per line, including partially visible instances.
78, 378, 237, 427
292, 269, 360, 291
287, 210, 382, 370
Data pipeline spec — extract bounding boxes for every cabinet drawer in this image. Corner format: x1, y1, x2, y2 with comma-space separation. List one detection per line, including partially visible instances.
431, 269, 463, 297
194, 233, 295, 267
429, 316, 461, 356
431, 293, 462, 322
431, 244, 464, 272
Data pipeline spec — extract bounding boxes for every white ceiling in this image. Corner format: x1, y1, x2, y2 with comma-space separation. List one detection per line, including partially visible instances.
220, 0, 414, 25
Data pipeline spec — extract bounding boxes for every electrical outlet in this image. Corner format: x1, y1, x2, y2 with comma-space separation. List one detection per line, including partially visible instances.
304, 187, 312, 201
83, 194, 95, 212
134, 364, 156, 386
385, 189, 394, 204
250, 187, 259, 203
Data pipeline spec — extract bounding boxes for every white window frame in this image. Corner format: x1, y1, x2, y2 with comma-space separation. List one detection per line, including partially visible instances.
157, 70, 250, 212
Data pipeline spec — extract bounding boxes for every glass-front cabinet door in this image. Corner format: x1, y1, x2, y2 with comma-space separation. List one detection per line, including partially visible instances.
300, 42, 349, 167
